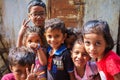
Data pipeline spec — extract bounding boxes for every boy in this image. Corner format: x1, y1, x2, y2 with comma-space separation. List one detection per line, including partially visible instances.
1, 47, 36, 80
17, 0, 46, 47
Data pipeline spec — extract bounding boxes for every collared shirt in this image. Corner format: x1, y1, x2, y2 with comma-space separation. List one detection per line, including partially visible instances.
47, 44, 74, 80
74, 62, 98, 80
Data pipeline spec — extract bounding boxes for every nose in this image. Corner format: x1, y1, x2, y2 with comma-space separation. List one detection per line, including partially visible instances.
77, 53, 82, 59
51, 37, 55, 42
21, 74, 26, 80
90, 44, 96, 51
37, 15, 42, 19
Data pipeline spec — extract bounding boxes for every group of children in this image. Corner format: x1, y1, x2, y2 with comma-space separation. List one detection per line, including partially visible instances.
2, 0, 120, 80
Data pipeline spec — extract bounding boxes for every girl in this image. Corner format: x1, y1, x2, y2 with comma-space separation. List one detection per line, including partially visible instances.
44, 18, 75, 80
23, 26, 47, 80
71, 39, 100, 80
81, 20, 120, 80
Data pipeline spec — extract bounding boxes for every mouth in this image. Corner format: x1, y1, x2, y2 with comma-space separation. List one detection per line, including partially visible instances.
89, 52, 97, 58
75, 59, 84, 64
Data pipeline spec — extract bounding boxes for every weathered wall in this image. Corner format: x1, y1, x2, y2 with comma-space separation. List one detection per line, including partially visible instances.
84, 0, 120, 51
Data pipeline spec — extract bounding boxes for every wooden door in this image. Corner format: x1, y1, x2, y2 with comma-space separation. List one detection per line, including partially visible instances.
47, 0, 85, 27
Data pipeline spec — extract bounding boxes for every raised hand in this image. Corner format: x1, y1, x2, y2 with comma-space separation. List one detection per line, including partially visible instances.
26, 64, 38, 80
19, 18, 30, 36
17, 18, 30, 47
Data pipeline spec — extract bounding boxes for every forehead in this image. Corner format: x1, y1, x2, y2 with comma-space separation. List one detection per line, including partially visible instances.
84, 33, 105, 42
29, 6, 45, 12
46, 27, 62, 33
27, 32, 41, 39
12, 64, 29, 70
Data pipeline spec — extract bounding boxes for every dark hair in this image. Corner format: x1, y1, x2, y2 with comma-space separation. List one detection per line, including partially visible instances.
81, 20, 114, 53
27, 0, 46, 13
23, 26, 44, 47
44, 18, 67, 35
66, 27, 78, 38
8, 46, 35, 66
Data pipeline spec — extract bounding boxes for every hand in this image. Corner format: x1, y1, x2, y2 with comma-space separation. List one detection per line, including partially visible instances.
19, 18, 30, 36
26, 64, 38, 80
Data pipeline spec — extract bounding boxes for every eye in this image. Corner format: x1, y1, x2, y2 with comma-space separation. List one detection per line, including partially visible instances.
28, 40, 32, 43
15, 70, 21, 75
35, 40, 40, 43
84, 41, 90, 46
47, 35, 52, 39
54, 34, 60, 38
95, 41, 101, 46
82, 53, 88, 57
73, 51, 79, 55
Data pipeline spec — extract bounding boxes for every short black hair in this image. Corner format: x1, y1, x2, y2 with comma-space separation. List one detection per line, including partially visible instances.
45, 18, 66, 35
8, 46, 35, 66
27, 0, 46, 13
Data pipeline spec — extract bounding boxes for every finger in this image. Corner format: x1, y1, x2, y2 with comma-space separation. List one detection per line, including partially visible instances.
30, 64, 34, 73
24, 18, 30, 26
26, 68, 30, 75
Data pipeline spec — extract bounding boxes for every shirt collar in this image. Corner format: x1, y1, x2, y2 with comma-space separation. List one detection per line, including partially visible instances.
48, 44, 67, 56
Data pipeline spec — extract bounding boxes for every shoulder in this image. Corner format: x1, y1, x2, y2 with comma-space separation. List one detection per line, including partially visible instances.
105, 51, 120, 63
1, 73, 15, 80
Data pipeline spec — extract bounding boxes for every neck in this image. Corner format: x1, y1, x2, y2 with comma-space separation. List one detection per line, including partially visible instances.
76, 66, 86, 78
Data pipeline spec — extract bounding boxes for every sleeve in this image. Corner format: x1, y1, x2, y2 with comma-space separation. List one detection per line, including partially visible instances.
63, 50, 74, 73
106, 57, 120, 76
1, 73, 15, 80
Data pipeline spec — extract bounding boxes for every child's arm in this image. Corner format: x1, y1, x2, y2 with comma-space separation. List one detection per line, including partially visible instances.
37, 47, 47, 66
16, 19, 30, 47
114, 73, 120, 80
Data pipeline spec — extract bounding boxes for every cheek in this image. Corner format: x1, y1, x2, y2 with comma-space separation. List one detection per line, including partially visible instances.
84, 45, 89, 51
13, 73, 20, 80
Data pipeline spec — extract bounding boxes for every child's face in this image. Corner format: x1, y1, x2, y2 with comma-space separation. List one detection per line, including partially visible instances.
28, 6, 46, 27
25, 32, 42, 52
65, 35, 77, 49
83, 33, 107, 60
10, 64, 30, 80
45, 28, 66, 50
71, 43, 90, 68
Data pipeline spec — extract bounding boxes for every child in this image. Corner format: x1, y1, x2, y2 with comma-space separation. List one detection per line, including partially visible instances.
65, 27, 78, 50
71, 39, 101, 80
1, 47, 36, 80
44, 18, 75, 80
23, 26, 47, 80
81, 20, 120, 80
17, 0, 46, 47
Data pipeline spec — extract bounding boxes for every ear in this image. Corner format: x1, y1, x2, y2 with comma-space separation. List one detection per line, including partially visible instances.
28, 13, 31, 19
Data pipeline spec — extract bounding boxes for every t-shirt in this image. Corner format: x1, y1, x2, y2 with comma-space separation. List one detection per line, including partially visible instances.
1, 73, 15, 80
47, 44, 74, 80
74, 61, 98, 80
97, 50, 120, 80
